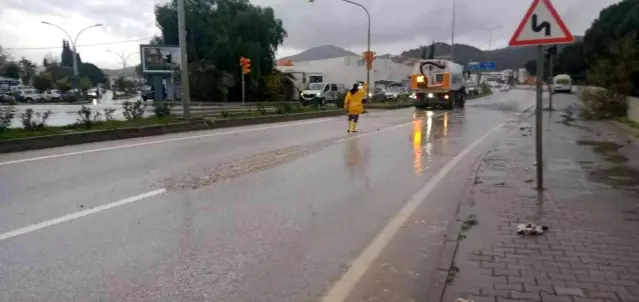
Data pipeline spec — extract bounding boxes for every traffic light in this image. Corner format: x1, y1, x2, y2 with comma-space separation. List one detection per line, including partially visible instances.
362, 51, 376, 70
240, 56, 251, 74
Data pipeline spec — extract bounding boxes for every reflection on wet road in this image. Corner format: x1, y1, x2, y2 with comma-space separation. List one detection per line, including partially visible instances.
0, 90, 534, 301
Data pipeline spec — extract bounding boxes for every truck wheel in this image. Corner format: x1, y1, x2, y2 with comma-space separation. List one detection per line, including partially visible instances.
444, 102, 454, 110
457, 92, 466, 108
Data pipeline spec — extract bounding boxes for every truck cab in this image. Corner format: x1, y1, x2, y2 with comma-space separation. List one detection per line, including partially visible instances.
409, 59, 467, 109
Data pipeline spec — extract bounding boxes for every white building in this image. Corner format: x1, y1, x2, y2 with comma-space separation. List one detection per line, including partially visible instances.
276, 56, 413, 90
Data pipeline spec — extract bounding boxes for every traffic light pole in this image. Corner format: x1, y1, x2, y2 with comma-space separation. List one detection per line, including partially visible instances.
242, 72, 245, 105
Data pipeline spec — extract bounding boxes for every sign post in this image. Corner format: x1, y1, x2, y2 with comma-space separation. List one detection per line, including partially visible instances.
508, 0, 574, 190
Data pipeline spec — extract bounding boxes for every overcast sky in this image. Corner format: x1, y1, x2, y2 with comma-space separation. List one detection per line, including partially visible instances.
0, 0, 620, 70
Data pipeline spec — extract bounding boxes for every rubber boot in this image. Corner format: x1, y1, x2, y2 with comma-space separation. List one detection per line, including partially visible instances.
347, 121, 352, 132
351, 121, 358, 133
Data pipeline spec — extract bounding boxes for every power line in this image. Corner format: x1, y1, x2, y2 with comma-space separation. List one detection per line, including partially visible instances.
4, 38, 153, 51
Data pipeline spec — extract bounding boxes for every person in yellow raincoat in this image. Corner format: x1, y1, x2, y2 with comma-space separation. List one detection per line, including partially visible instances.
344, 83, 367, 132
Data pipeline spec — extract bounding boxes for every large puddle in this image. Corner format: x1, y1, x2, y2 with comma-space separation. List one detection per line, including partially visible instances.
576, 140, 638, 190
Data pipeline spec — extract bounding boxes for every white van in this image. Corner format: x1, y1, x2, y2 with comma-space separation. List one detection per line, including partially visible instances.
300, 82, 345, 105
552, 74, 572, 93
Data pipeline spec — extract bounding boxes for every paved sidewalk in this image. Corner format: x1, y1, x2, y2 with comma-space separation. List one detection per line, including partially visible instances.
442, 101, 639, 302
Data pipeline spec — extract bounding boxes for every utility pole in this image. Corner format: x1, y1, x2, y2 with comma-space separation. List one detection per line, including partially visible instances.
177, 0, 191, 118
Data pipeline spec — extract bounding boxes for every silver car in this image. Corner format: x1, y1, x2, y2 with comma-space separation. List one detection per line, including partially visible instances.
384, 87, 408, 100
368, 87, 386, 102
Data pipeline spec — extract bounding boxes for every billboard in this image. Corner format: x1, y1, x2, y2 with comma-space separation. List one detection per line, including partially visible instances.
140, 45, 181, 74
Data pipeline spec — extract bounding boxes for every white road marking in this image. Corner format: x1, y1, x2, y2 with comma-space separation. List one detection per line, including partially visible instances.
0, 188, 166, 242
320, 123, 505, 302
0, 118, 337, 167
335, 113, 445, 143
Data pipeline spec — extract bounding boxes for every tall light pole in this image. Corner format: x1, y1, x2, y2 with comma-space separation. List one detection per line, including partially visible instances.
42, 21, 102, 89
106, 50, 140, 69
177, 0, 191, 118
451, 0, 456, 60
310, 0, 370, 97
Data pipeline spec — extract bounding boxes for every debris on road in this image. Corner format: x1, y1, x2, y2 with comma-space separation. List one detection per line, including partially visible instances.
515, 223, 549, 235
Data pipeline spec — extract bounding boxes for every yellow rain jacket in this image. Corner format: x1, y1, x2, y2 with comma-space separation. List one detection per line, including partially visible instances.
344, 84, 367, 115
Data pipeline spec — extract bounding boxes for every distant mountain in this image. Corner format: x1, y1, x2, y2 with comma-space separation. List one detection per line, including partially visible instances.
279, 45, 358, 62
400, 37, 583, 70
102, 66, 137, 78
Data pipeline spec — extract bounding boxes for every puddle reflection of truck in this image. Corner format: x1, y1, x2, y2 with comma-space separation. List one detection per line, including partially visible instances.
409, 59, 467, 109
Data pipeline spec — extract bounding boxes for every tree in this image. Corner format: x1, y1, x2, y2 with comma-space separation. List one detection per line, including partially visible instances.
524, 56, 557, 81
1, 62, 20, 79
263, 69, 295, 102
556, 41, 587, 81
19, 58, 36, 85
524, 60, 537, 76
80, 63, 106, 85
33, 73, 54, 91
55, 78, 72, 92
79, 77, 92, 91
0, 44, 7, 67
154, 0, 287, 101
60, 40, 82, 68
588, 33, 639, 97
150, 36, 164, 45
583, 0, 639, 65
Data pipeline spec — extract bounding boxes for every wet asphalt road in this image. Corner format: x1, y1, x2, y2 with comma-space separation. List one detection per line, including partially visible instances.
0, 90, 536, 301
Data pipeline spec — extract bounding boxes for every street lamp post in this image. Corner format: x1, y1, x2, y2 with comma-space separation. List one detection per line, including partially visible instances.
451, 0, 456, 60
342, 0, 371, 98
106, 50, 140, 69
41, 21, 102, 89
310, 0, 370, 97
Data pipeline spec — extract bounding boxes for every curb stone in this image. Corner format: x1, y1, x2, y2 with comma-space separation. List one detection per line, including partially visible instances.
0, 110, 344, 154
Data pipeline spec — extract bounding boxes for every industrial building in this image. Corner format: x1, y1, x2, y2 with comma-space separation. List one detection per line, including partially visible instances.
275, 56, 413, 94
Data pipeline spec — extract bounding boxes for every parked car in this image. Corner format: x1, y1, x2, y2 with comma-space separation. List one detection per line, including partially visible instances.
43, 89, 63, 101
466, 84, 479, 96
0, 92, 16, 104
368, 87, 386, 102
384, 86, 408, 100
87, 88, 99, 98
500, 85, 510, 92
16, 89, 43, 102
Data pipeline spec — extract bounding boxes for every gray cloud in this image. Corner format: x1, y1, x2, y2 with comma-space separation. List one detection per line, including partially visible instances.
3, 0, 620, 55
265, 0, 619, 52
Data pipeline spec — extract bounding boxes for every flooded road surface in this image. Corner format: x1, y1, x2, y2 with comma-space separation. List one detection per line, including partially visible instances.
0, 90, 535, 301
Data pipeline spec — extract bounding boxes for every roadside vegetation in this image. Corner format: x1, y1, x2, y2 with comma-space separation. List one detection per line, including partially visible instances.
0, 99, 336, 140
524, 0, 638, 120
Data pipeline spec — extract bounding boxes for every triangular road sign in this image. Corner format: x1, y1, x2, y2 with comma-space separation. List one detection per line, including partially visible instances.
509, 0, 574, 46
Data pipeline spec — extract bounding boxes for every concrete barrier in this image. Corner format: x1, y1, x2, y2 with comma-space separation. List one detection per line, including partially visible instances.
0, 110, 344, 154
207, 110, 343, 128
